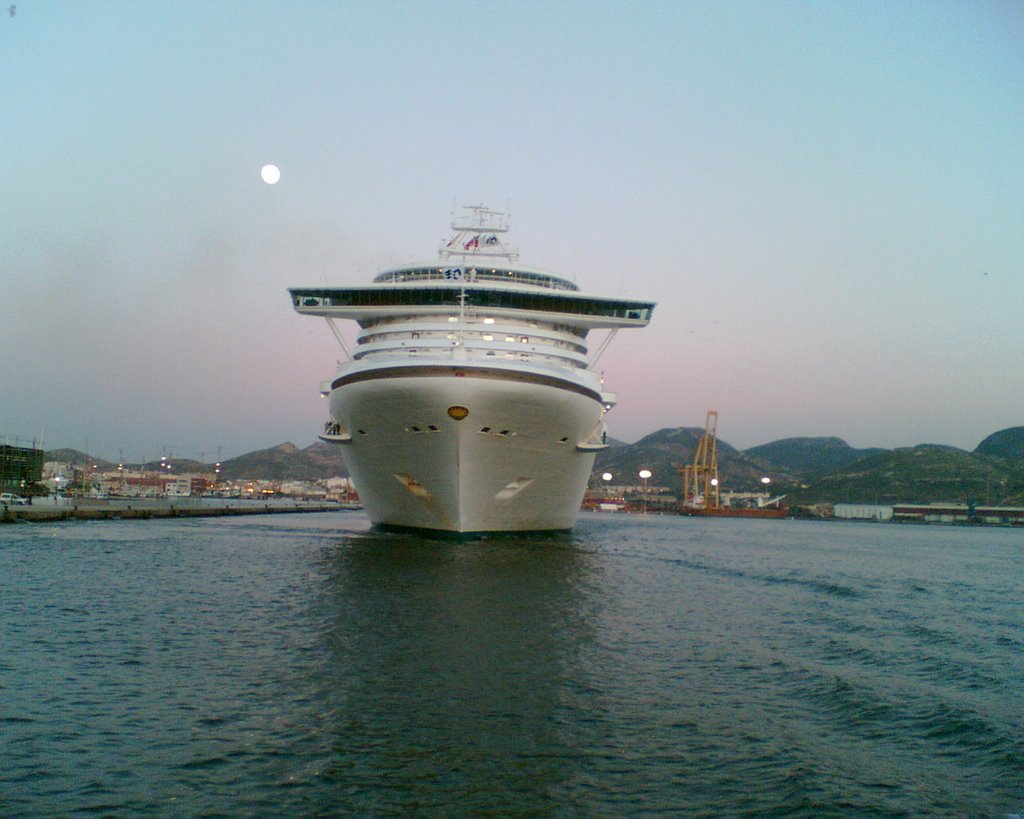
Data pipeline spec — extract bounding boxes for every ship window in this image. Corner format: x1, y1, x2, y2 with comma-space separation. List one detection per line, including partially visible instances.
483, 334, 493, 341
294, 286, 652, 316
448, 316, 458, 323
505, 336, 515, 342
483, 317, 495, 324
520, 336, 528, 343
411, 332, 420, 339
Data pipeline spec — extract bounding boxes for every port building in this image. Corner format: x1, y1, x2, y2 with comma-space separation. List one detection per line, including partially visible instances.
892, 504, 1024, 525
1, 441, 44, 494
834, 502, 1024, 525
833, 503, 894, 521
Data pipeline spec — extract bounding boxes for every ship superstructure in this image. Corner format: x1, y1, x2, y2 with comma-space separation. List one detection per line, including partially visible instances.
289, 206, 654, 533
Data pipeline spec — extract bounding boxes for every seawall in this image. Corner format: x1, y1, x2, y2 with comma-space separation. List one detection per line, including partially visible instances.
1, 498, 347, 524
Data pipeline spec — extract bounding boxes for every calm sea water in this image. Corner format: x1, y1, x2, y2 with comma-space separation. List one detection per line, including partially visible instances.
2, 512, 1022, 816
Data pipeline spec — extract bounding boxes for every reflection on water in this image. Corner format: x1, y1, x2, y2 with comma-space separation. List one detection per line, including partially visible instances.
1, 512, 1022, 815
304, 529, 600, 812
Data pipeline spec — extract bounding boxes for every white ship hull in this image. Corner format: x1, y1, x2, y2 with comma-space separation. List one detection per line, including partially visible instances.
290, 205, 654, 536
329, 366, 603, 533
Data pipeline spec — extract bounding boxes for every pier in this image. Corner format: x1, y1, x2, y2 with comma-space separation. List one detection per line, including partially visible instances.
1, 497, 348, 524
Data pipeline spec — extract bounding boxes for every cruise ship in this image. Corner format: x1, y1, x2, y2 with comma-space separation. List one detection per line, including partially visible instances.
289, 206, 655, 534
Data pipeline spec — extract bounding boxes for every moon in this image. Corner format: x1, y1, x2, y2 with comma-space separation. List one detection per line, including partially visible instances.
260, 164, 281, 185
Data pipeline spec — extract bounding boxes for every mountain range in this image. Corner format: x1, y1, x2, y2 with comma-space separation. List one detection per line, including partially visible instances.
44, 442, 348, 483
593, 426, 1024, 506
45, 426, 1024, 506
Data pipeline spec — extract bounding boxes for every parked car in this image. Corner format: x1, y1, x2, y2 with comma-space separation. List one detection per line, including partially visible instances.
0, 493, 28, 505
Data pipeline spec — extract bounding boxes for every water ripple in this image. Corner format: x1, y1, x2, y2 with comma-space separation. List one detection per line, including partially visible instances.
1, 514, 1021, 815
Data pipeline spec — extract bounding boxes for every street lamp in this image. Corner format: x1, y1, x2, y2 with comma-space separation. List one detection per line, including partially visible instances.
760, 476, 771, 507
639, 468, 652, 515
602, 472, 613, 497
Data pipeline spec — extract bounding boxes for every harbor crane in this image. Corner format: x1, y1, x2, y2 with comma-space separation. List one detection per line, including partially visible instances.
679, 410, 720, 510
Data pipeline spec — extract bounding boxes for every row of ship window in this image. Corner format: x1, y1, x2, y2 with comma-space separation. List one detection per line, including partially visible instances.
336, 425, 575, 442
359, 316, 588, 340
294, 288, 652, 321
356, 331, 585, 354
402, 426, 574, 441
358, 349, 580, 366
373, 268, 578, 292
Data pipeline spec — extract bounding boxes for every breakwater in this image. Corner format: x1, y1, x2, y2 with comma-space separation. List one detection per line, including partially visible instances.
1, 497, 344, 523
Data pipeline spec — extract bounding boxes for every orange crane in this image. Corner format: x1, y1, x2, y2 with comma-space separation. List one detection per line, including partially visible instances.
680, 410, 720, 510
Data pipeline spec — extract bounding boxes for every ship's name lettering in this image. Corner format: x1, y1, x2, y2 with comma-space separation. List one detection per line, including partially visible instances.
442, 267, 463, 280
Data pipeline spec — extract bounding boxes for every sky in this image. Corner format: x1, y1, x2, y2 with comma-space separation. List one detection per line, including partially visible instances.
2, 0, 1022, 462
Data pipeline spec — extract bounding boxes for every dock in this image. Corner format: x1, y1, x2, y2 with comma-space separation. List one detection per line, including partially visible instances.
1, 497, 349, 524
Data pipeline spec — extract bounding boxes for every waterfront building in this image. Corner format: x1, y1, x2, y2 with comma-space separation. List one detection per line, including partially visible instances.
1, 441, 44, 494
833, 503, 894, 521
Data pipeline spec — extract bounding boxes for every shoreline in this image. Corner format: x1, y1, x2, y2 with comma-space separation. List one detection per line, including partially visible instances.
1, 497, 348, 524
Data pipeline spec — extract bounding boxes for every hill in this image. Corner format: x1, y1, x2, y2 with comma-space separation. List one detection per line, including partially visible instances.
593, 427, 779, 491
219, 442, 349, 481
792, 444, 1023, 505
974, 426, 1024, 460
744, 437, 886, 478
140, 457, 207, 473
43, 422, 1023, 504
42, 442, 350, 482
593, 430, 1024, 505
43, 449, 116, 469
593, 427, 703, 489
